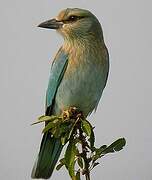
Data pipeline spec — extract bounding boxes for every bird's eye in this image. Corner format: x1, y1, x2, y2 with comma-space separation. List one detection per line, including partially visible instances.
68, 16, 79, 22
62, 15, 85, 24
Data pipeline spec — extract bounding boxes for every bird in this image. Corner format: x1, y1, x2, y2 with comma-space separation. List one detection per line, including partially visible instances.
31, 8, 109, 179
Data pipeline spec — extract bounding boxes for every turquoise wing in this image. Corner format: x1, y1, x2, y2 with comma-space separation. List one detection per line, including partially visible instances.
31, 49, 69, 179
45, 48, 68, 114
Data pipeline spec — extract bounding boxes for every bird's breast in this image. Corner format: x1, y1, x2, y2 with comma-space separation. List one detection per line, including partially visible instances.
53, 45, 109, 116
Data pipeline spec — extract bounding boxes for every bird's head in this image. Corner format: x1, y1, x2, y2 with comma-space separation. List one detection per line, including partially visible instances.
38, 8, 103, 41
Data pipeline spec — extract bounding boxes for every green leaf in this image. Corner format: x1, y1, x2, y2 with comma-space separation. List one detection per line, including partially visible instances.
56, 163, 64, 171
69, 160, 77, 178
81, 120, 92, 137
59, 158, 66, 164
77, 157, 83, 169
42, 119, 59, 133
38, 115, 59, 121
95, 145, 107, 155
76, 171, 81, 180
61, 136, 67, 145
113, 138, 126, 151
50, 121, 65, 138
52, 127, 61, 138
88, 128, 95, 150
65, 140, 77, 177
60, 123, 70, 134
103, 138, 126, 154
56, 158, 66, 170
31, 115, 59, 125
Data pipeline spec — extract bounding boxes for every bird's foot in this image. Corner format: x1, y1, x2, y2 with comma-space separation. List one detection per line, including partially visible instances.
62, 107, 84, 120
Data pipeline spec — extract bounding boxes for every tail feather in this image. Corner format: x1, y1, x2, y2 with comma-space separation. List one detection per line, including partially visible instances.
31, 132, 63, 179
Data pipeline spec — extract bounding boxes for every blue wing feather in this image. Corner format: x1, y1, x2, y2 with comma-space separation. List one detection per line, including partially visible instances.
31, 49, 69, 179
46, 49, 68, 110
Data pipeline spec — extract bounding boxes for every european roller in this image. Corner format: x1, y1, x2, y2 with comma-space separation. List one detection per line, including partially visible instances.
31, 8, 109, 179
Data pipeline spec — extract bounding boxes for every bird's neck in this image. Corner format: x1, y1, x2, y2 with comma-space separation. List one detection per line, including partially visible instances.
63, 33, 104, 52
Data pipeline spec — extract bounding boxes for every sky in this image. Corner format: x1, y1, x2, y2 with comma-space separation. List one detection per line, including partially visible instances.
0, 0, 152, 180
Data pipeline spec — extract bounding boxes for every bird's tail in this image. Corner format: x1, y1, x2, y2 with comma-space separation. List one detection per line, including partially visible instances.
31, 132, 63, 179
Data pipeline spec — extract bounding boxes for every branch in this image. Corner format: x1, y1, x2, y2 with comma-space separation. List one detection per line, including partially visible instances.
78, 124, 90, 180
32, 107, 126, 180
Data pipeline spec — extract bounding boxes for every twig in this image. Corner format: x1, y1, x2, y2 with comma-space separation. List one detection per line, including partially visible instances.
78, 121, 91, 180
34, 108, 126, 180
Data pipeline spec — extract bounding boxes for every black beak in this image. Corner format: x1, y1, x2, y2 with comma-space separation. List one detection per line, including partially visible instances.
38, 19, 63, 29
